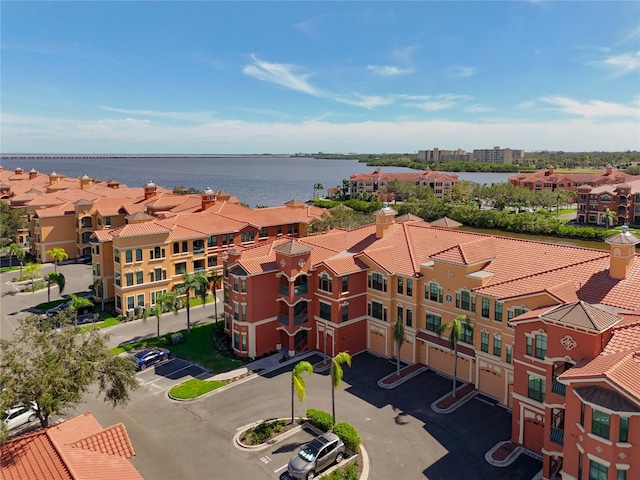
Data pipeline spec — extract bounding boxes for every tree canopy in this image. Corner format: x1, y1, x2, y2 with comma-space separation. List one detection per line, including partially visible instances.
0, 203, 24, 249
0, 312, 138, 438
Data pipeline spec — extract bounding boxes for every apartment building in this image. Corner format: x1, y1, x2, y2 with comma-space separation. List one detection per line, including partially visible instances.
91, 199, 325, 313
223, 210, 640, 480
576, 179, 640, 227
417, 148, 472, 163
349, 167, 458, 200
509, 166, 638, 194
474, 146, 525, 164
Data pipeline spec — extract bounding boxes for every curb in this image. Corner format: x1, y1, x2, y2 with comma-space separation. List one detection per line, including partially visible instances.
484, 440, 524, 467
377, 366, 428, 389
430, 383, 478, 414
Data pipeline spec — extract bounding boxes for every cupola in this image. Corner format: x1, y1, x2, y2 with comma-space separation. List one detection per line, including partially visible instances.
29, 168, 38, 179
143, 181, 158, 200
201, 188, 217, 210
374, 206, 396, 239
605, 226, 640, 280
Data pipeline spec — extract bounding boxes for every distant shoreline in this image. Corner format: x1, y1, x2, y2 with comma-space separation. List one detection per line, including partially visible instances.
0, 153, 298, 160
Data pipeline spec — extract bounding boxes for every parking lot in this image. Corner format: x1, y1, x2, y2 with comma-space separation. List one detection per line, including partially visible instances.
134, 356, 210, 395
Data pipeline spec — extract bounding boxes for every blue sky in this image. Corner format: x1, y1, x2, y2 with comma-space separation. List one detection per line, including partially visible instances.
2, 1, 639, 154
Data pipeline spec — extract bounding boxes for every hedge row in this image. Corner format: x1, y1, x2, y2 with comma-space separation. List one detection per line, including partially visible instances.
306, 409, 362, 454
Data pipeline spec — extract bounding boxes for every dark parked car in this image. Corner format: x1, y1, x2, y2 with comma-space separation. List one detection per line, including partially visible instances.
287, 432, 345, 480
131, 348, 170, 371
45, 300, 72, 317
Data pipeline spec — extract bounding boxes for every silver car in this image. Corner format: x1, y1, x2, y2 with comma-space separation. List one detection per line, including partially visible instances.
287, 432, 345, 480
2, 403, 37, 430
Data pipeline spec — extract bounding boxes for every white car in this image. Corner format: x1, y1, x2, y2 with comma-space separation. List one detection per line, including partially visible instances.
2, 403, 38, 430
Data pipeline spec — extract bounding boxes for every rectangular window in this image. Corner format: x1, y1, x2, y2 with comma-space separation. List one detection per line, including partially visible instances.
527, 375, 545, 402
136, 249, 142, 262
115, 272, 121, 286
319, 302, 331, 321
127, 296, 134, 309
126, 272, 133, 286
258, 228, 268, 239
370, 301, 384, 321
493, 335, 502, 357
241, 279, 246, 293
95, 263, 101, 276
526, 336, 533, 356
241, 333, 247, 351
580, 403, 585, 426
116, 295, 121, 310
233, 332, 239, 350
406, 279, 413, 297
137, 294, 144, 306
136, 271, 143, 284
617, 470, 627, 480
535, 334, 547, 359
175, 262, 187, 276
578, 451, 583, 480
592, 410, 610, 440
406, 309, 412, 327
461, 323, 473, 344
619, 417, 629, 442
397, 277, 403, 294
481, 298, 490, 318
207, 235, 217, 247
241, 304, 246, 322
341, 276, 348, 293
494, 302, 503, 322
368, 272, 387, 292
173, 242, 180, 255
426, 313, 441, 332
427, 283, 443, 303
114, 250, 120, 263
341, 304, 348, 323
241, 231, 255, 243
277, 226, 282, 236
125, 250, 132, 263
319, 274, 332, 293
481, 331, 489, 352
208, 255, 218, 267
506, 345, 512, 364
589, 460, 608, 480
155, 268, 162, 281
397, 306, 403, 323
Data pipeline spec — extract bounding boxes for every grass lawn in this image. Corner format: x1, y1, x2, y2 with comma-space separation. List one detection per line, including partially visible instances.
79, 316, 120, 332
110, 321, 245, 373
0, 266, 21, 273
169, 378, 226, 399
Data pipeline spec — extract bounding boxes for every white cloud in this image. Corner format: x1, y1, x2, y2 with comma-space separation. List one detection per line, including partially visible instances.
367, 65, 414, 76
602, 51, 640, 76
333, 94, 396, 109
447, 66, 476, 79
2, 112, 639, 153
538, 96, 639, 118
408, 94, 473, 112
99, 107, 217, 123
242, 55, 321, 96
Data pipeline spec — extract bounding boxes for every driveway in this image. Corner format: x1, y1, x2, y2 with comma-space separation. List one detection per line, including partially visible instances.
135, 357, 210, 395
73, 351, 541, 480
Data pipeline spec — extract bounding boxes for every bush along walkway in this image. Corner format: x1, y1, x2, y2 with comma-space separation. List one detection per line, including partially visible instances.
430, 382, 478, 414
377, 363, 428, 389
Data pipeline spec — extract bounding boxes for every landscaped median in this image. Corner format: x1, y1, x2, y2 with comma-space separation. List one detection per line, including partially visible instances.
233, 409, 368, 480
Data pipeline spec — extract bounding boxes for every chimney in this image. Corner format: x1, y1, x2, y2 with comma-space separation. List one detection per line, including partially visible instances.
201, 188, 217, 210
80, 174, 92, 190
15, 167, 23, 175
29, 168, 38, 179
143, 181, 158, 200
107, 179, 120, 189
374, 207, 396, 239
49, 171, 61, 185
605, 226, 640, 280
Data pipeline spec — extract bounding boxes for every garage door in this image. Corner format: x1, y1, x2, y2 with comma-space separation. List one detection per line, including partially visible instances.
429, 346, 454, 376
478, 366, 503, 401
368, 326, 386, 356
523, 418, 544, 453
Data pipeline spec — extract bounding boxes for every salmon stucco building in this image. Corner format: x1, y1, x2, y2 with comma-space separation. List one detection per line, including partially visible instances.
223, 210, 640, 480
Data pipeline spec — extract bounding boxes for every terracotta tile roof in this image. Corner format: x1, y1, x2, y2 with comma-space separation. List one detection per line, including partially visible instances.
428, 216, 463, 228
125, 211, 155, 222
273, 239, 314, 255
350, 168, 458, 183
321, 253, 369, 275
0, 412, 142, 480
92, 230, 114, 242
541, 301, 622, 332
110, 222, 172, 238
605, 227, 640, 246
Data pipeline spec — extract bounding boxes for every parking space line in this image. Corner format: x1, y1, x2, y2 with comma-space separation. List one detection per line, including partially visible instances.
145, 363, 203, 385
274, 464, 288, 473
135, 358, 176, 376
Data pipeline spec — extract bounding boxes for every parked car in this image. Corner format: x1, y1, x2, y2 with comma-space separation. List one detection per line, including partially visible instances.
46, 299, 72, 317
2, 403, 38, 431
287, 432, 345, 480
130, 348, 170, 371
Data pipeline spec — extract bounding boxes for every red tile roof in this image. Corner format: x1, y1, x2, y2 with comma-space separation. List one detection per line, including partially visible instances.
0, 412, 142, 480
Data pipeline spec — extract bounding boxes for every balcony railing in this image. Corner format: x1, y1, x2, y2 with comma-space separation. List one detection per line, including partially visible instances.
278, 285, 289, 295
293, 284, 308, 295
278, 314, 288, 325
550, 427, 564, 446
552, 379, 566, 396
293, 313, 308, 325
193, 246, 205, 255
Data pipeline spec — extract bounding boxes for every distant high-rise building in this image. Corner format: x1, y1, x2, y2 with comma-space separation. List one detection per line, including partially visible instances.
473, 146, 525, 164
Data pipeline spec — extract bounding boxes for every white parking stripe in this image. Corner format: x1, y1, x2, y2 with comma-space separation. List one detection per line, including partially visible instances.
274, 464, 288, 473
135, 358, 176, 376
145, 363, 203, 385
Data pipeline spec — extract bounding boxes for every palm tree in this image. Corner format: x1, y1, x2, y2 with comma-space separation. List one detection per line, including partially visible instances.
208, 270, 223, 322
46, 272, 65, 303
313, 183, 324, 198
438, 314, 471, 398
92, 278, 106, 311
392, 319, 405, 377
5, 243, 25, 274
291, 361, 313, 424
69, 293, 94, 325
142, 291, 179, 339
330, 351, 352, 424
604, 207, 617, 228
46, 247, 68, 272
23, 262, 42, 293
175, 273, 207, 333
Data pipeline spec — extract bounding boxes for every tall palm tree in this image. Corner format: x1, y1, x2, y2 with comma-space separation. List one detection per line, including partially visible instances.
208, 270, 223, 322
175, 273, 206, 333
438, 314, 471, 398
604, 207, 617, 228
46, 247, 68, 273
46, 272, 65, 303
23, 262, 42, 293
392, 319, 405, 376
330, 351, 352, 424
291, 361, 313, 424
313, 183, 324, 198
5, 243, 25, 274
142, 291, 178, 339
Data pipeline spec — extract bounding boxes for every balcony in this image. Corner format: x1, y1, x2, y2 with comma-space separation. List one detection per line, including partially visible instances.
278, 314, 289, 325
193, 246, 205, 255
550, 427, 564, 446
293, 312, 308, 325
552, 379, 566, 396
293, 284, 308, 295
278, 284, 289, 296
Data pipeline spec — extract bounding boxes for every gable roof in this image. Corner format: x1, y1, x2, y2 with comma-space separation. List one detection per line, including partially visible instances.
0, 412, 142, 480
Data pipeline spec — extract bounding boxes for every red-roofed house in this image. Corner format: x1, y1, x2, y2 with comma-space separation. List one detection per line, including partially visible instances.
349, 167, 458, 201
0, 412, 142, 480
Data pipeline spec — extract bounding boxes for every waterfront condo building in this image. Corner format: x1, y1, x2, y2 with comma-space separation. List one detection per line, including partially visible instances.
509, 166, 638, 195
473, 146, 525, 164
349, 168, 458, 201
223, 210, 640, 480
576, 179, 640, 227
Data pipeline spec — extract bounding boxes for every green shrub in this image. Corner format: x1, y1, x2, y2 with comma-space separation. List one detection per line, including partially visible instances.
306, 408, 333, 432
319, 462, 358, 480
241, 419, 286, 445
332, 422, 361, 453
